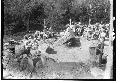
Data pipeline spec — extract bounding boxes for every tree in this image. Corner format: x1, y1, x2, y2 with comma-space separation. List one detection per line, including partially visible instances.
4, 0, 110, 35
4, 0, 45, 33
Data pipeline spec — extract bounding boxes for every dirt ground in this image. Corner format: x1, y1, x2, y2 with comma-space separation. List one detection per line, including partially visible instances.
2, 35, 106, 79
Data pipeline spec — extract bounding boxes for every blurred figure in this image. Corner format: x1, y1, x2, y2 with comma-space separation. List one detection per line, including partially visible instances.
34, 31, 41, 40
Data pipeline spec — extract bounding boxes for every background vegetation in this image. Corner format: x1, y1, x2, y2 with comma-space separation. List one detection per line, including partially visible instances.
3, 0, 110, 35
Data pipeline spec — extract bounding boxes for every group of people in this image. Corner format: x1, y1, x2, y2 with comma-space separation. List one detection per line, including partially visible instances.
70, 23, 109, 40
3, 22, 110, 57
2, 21, 111, 71
18, 21, 110, 48
60, 22, 110, 43
83, 23, 109, 41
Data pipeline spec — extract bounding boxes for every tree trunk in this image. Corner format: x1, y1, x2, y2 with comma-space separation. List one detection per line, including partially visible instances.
24, 14, 30, 32
26, 17, 30, 32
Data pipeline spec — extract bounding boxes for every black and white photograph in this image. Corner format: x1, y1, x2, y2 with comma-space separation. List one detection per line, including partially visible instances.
1, 0, 115, 80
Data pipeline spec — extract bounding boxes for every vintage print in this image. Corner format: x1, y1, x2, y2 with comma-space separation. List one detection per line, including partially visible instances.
2, 0, 115, 80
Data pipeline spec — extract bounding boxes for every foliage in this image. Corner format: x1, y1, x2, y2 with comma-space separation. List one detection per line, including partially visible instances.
4, 0, 110, 35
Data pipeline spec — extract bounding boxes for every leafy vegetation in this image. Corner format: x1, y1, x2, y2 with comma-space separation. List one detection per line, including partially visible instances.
4, 0, 110, 35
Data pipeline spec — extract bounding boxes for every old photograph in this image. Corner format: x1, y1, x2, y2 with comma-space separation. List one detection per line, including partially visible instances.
1, 0, 115, 80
